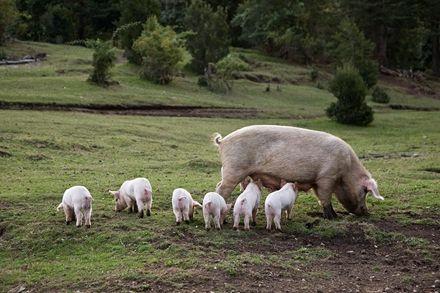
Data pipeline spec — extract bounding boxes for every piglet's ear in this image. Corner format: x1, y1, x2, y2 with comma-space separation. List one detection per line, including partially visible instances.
108, 190, 119, 197
363, 178, 384, 201
280, 179, 287, 187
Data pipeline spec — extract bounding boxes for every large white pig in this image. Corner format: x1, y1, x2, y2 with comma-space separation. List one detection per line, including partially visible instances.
213, 125, 384, 219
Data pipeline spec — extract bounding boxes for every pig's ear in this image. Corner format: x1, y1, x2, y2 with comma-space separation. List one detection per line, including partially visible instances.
193, 201, 203, 209
363, 178, 384, 201
108, 190, 119, 198
280, 179, 287, 187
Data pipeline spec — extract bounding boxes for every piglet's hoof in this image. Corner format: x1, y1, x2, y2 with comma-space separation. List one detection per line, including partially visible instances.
66, 221, 71, 225
146, 210, 151, 217
138, 211, 144, 218
251, 221, 257, 227
176, 221, 181, 226
86, 224, 91, 228
76, 225, 81, 228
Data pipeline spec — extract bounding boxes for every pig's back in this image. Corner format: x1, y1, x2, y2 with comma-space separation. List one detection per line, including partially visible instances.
220, 125, 354, 181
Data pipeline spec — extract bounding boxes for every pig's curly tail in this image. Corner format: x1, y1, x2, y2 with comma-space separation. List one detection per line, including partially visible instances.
212, 133, 222, 146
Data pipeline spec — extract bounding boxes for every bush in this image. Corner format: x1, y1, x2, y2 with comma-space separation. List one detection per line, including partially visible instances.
184, 0, 230, 74
371, 86, 390, 103
326, 64, 374, 126
132, 16, 187, 84
116, 0, 160, 64
88, 40, 116, 86
329, 19, 378, 88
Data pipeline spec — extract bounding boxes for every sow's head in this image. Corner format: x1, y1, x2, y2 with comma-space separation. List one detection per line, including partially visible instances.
336, 177, 384, 215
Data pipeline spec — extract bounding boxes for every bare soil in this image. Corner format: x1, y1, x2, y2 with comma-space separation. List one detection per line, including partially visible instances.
89, 217, 440, 292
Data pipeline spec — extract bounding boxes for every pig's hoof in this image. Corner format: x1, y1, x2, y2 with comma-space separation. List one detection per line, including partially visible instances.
251, 221, 257, 227
65, 221, 70, 225
146, 210, 151, 217
176, 221, 181, 226
323, 206, 337, 220
76, 225, 81, 228
138, 211, 144, 218
233, 226, 238, 230
86, 224, 91, 228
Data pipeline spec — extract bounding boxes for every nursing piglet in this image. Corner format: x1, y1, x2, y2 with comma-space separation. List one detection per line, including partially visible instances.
172, 188, 202, 225
264, 181, 297, 231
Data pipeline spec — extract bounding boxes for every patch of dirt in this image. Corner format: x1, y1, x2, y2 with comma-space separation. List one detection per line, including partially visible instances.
389, 104, 439, 111
0, 101, 262, 119
422, 167, 440, 173
26, 153, 50, 161
0, 149, 12, 157
359, 152, 421, 160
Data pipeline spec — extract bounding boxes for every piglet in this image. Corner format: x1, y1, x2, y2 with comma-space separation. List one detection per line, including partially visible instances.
264, 180, 297, 231
57, 186, 93, 228
233, 178, 261, 230
172, 188, 202, 225
109, 177, 152, 218
202, 192, 232, 230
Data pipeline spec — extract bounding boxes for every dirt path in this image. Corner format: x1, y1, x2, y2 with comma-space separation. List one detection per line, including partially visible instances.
0, 101, 262, 118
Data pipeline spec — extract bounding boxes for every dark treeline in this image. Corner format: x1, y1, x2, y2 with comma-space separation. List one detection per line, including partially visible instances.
1, 0, 439, 75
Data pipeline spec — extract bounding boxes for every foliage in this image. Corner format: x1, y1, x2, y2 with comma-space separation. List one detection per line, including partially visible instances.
0, 0, 18, 44
132, 16, 186, 84
327, 64, 373, 126
371, 86, 390, 103
88, 39, 117, 86
40, 4, 75, 43
310, 67, 318, 81
184, 0, 230, 74
329, 19, 378, 88
112, 21, 144, 64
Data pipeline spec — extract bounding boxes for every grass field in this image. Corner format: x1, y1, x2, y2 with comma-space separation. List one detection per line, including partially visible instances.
0, 110, 439, 292
1, 41, 439, 117
0, 41, 439, 292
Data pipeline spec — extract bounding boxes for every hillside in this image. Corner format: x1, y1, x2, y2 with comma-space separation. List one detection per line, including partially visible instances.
1, 41, 439, 118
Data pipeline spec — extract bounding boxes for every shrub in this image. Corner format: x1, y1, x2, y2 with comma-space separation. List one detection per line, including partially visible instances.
329, 19, 378, 88
132, 16, 187, 84
88, 40, 116, 86
184, 0, 230, 74
113, 22, 144, 64
371, 86, 390, 103
326, 64, 374, 126
116, 0, 160, 64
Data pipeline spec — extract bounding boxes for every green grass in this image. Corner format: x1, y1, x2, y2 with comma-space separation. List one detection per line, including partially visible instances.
0, 109, 439, 291
0, 40, 439, 291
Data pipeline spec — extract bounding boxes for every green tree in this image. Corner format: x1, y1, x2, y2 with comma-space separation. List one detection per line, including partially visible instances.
0, 0, 18, 44
420, 0, 440, 76
184, 0, 230, 74
329, 19, 378, 88
88, 39, 117, 86
326, 64, 374, 126
132, 16, 187, 84
40, 4, 75, 43
116, 0, 160, 64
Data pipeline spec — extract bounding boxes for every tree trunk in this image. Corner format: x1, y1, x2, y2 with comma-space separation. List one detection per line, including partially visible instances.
376, 24, 388, 66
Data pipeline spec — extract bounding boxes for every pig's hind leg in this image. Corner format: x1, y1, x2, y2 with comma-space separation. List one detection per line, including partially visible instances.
216, 166, 247, 199
63, 205, 74, 225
